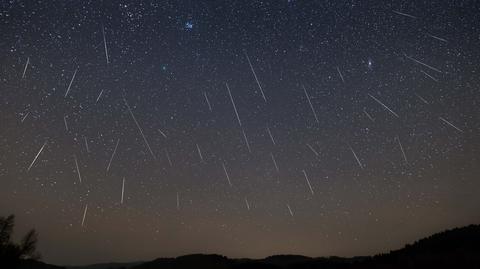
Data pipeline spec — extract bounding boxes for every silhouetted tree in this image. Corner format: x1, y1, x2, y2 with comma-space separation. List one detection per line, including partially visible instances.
0, 214, 40, 268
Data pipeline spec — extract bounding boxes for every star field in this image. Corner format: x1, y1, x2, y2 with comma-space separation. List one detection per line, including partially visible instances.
1, 0, 479, 265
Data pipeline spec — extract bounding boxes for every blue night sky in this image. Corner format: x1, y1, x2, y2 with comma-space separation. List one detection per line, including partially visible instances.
0, 0, 479, 265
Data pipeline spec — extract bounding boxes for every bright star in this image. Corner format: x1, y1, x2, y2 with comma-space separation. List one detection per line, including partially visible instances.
367, 58, 373, 70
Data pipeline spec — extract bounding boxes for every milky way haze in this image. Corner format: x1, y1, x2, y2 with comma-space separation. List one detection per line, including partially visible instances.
1, 0, 479, 266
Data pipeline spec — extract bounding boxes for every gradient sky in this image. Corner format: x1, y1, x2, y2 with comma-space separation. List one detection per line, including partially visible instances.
1, 0, 480, 266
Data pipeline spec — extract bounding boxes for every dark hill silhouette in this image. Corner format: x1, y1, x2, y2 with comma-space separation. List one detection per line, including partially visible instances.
360, 224, 480, 269
128, 224, 480, 269
17, 259, 65, 269
261, 255, 312, 267
133, 254, 233, 269
4, 223, 480, 269
67, 261, 142, 269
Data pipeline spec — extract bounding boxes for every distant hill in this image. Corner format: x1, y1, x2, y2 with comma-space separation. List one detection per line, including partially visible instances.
17, 259, 66, 269
261, 254, 312, 267
133, 254, 232, 269
16, 224, 480, 269
66, 261, 142, 269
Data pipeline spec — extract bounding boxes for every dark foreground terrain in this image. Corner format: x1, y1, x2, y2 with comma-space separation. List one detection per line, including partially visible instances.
14, 224, 480, 269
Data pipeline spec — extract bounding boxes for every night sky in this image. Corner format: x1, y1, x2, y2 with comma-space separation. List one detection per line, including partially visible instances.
1, 0, 480, 266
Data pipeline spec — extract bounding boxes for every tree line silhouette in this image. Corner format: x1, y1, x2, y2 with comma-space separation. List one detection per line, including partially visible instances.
0, 214, 40, 268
